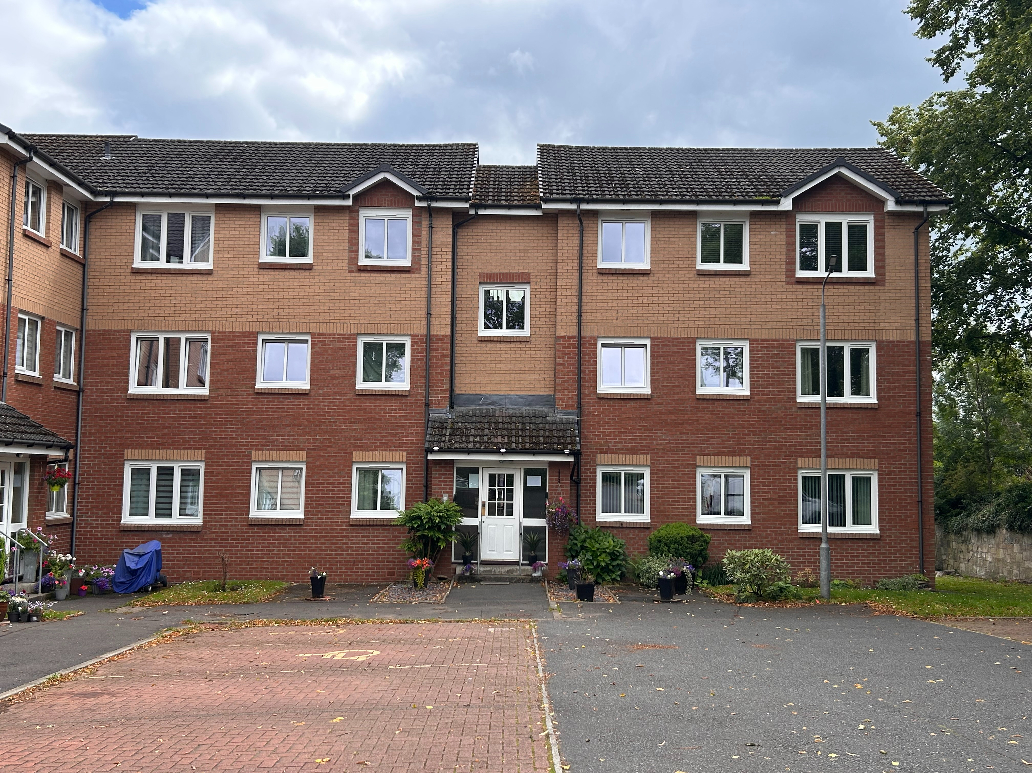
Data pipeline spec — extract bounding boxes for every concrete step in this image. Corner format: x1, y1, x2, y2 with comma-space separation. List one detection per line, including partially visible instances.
455, 564, 543, 583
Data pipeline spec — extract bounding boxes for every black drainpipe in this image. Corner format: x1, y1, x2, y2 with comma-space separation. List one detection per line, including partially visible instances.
3, 151, 32, 403
70, 196, 114, 556
574, 203, 584, 524
449, 210, 477, 410
423, 198, 434, 502
913, 205, 930, 576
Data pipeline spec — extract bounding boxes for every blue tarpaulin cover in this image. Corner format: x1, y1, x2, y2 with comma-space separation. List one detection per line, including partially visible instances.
113, 540, 162, 594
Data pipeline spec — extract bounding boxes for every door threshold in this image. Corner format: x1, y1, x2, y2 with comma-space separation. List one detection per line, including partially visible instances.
480, 581, 511, 585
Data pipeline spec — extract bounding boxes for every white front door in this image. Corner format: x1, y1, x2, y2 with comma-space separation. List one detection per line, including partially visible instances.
480, 468, 519, 561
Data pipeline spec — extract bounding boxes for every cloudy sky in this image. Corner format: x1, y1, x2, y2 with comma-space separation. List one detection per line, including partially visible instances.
0, 0, 948, 163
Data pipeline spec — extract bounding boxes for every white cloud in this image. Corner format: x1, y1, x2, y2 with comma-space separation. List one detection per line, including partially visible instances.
508, 49, 534, 74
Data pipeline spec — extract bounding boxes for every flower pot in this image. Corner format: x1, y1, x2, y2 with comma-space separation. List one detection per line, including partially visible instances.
674, 574, 688, 595
77, 586, 87, 597
658, 577, 675, 601
527, 553, 539, 566
310, 576, 326, 598
566, 567, 580, 590
575, 582, 595, 602
28, 613, 40, 622
54, 586, 69, 601
6, 609, 15, 623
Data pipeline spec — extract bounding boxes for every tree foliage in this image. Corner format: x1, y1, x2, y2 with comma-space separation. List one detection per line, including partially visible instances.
873, 0, 1032, 359
394, 498, 464, 560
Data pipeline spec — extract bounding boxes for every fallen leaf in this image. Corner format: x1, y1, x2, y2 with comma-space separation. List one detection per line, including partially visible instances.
330, 717, 343, 723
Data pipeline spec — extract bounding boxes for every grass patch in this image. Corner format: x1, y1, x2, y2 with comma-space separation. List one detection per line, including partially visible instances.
128, 580, 290, 607
42, 609, 83, 621
705, 575, 1032, 618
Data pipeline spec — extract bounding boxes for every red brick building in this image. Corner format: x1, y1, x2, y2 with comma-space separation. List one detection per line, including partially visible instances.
0, 124, 949, 584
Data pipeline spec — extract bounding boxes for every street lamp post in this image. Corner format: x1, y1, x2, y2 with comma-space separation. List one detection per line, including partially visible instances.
819, 257, 839, 600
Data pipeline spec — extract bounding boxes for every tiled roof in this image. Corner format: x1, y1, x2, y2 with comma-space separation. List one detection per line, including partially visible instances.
19, 134, 478, 199
537, 144, 949, 203
472, 165, 540, 206
427, 408, 579, 453
0, 403, 73, 449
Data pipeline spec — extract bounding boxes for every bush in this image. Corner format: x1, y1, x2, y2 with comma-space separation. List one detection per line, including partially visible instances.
394, 499, 464, 560
875, 574, 929, 591
722, 549, 792, 601
699, 563, 728, 586
831, 578, 860, 590
632, 554, 673, 589
565, 525, 628, 585
794, 568, 818, 588
647, 523, 710, 568
999, 481, 1032, 534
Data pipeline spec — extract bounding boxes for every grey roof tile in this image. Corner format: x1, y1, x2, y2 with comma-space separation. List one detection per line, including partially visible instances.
427, 408, 579, 453
472, 165, 540, 206
0, 403, 73, 449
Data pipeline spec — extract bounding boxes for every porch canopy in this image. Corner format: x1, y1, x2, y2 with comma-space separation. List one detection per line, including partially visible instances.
0, 403, 73, 454
426, 406, 579, 460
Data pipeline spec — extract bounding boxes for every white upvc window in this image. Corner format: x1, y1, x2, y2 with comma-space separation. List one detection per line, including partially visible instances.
135, 208, 213, 266
261, 207, 312, 263
47, 462, 70, 517
122, 461, 204, 523
479, 284, 529, 336
697, 215, 748, 268
796, 341, 876, 403
596, 465, 650, 522
597, 338, 650, 394
61, 201, 80, 253
598, 213, 649, 267
697, 339, 749, 395
799, 469, 878, 533
54, 326, 76, 383
796, 214, 874, 276
697, 467, 750, 524
257, 334, 310, 388
15, 314, 41, 376
351, 463, 406, 518
251, 463, 305, 518
359, 208, 411, 265
23, 178, 45, 235
130, 332, 210, 394
357, 336, 410, 390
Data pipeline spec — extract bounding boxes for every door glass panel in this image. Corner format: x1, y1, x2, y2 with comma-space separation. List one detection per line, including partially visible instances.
487, 473, 515, 517
522, 468, 547, 519
11, 462, 26, 525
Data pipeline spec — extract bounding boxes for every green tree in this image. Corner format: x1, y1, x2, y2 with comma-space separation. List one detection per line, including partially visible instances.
873, 0, 1032, 359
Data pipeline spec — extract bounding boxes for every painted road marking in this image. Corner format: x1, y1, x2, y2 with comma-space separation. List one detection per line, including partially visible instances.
296, 650, 380, 661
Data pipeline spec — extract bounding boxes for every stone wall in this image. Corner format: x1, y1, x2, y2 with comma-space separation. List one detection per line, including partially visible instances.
936, 527, 1032, 581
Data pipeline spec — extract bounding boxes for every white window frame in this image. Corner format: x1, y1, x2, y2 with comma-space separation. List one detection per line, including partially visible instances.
796, 341, 877, 404
696, 339, 750, 395
596, 465, 650, 523
256, 333, 311, 388
597, 338, 650, 394
129, 332, 211, 394
260, 206, 313, 263
696, 466, 751, 524
356, 335, 411, 390
46, 462, 70, 517
798, 469, 879, 534
61, 200, 80, 253
15, 313, 41, 376
54, 326, 76, 384
133, 207, 215, 267
478, 284, 530, 337
795, 213, 875, 277
597, 212, 651, 268
121, 461, 205, 523
351, 463, 407, 519
23, 177, 46, 235
696, 214, 749, 269
250, 463, 306, 519
358, 207, 412, 266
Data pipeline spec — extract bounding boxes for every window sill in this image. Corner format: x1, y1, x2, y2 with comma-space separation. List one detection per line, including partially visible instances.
697, 522, 751, 530
696, 268, 750, 276
258, 261, 313, 270
794, 276, 876, 284
15, 372, 43, 385
127, 392, 209, 400
597, 267, 650, 275
45, 514, 73, 524
357, 263, 414, 272
22, 228, 51, 248
799, 530, 880, 539
249, 516, 304, 526
478, 334, 531, 341
60, 248, 84, 264
53, 380, 80, 392
120, 521, 203, 532
356, 388, 410, 396
597, 391, 651, 399
131, 266, 213, 275
255, 386, 310, 394
797, 401, 878, 409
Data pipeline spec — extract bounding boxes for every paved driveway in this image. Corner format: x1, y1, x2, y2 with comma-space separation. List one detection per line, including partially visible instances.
540, 592, 1031, 773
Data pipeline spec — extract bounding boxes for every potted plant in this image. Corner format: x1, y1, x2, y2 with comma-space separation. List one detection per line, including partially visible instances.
522, 530, 543, 565
52, 573, 70, 601
558, 558, 581, 590
575, 569, 595, 602
309, 567, 327, 598
408, 558, 433, 589
27, 599, 50, 622
8, 593, 29, 622
43, 466, 73, 492
657, 567, 676, 601
0, 589, 9, 619
532, 561, 546, 578
545, 496, 577, 536
454, 530, 478, 565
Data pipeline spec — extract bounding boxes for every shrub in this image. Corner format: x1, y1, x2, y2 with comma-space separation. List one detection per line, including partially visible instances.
875, 574, 929, 591
699, 563, 728, 586
565, 525, 628, 585
722, 549, 792, 601
647, 523, 710, 568
632, 554, 672, 589
794, 568, 818, 588
394, 499, 464, 560
1000, 481, 1032, 534
831, 578, 860, 590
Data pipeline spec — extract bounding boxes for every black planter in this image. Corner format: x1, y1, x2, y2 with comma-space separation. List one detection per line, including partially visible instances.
7, 609, 16, 623
566, 567, 580, 590
310, 576, 326, 598
674, 574, 688, 595
658, 577, 675, 601
461, 553, 474, 565
527, 553, 539, 566
575, 582, 595, 602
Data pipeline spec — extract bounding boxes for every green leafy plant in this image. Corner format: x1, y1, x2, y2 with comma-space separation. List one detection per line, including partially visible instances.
699, 563, 728, 587
831, 578, 861, 590
647, 523, 710, 569
875, 574, 930, 592
564, 525, 628, 585
522, 530, 543, 555
394, 498, 464, 561
794, 567, 819, 588
722, 548, 793, 602
453, 529, 478, 556
632, 554, 673, 589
